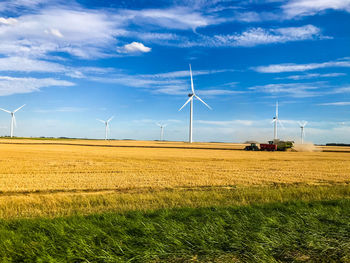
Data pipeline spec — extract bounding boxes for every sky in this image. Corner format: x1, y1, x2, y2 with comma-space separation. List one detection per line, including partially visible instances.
0, 0, 349, 143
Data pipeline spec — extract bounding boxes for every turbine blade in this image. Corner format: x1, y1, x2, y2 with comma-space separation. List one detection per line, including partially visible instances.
271, 119, 276, 124
189, 64, 195, 94
13, 104, 26, 113
97, 119, 105, 124
0, 108, 11, 114
195, 95, 212, 110
303, 121, 308, 127
178, 96, 193, 111
156, 122, 161, 127
107, 116, 114, 123
278, 119, 285, 129
298, 121, 303, 127
276, 101, 278, 118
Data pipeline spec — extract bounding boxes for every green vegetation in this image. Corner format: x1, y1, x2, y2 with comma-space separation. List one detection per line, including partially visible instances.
0, 199, 349, 262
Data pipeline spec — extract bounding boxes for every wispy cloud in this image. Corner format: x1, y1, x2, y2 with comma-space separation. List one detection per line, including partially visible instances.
319, 102, 350, 106
250, 82, 324, 98
0, 76, 74, 96
282, 0, 350, 18
34, 106, 87, 113
0, 57, 66, 73
254, 58, 350, 73
123, 7, 224, 30
250, 82, 350, 98
184, 24, 324, 47
276, 72, 346, 80
90, 68, 237, 95
197, 120, 255, 126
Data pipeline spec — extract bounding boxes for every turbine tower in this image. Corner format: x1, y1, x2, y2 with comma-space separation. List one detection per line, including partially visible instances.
298, 121, 308, 144
97, 116, 114, 140
156, 123, 167, 141
271, 101, 283, 141
179, 64, 211, 143
0, 104, 25, 138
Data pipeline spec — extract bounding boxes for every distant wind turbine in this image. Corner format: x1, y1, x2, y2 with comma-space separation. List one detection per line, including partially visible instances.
271, 101, 284, 141
179, 64, 212, 143
97, 116, 114, 140
156, 123, 167, 141
0, 104, 25, 137
298, 121, 308, 144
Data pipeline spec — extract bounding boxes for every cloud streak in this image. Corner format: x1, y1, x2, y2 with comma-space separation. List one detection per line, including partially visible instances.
183, 24, 324, 47
254, 58, 350, 73
0, 76, 74, 96
319, 102, 350, 106
282, 0, 350, 18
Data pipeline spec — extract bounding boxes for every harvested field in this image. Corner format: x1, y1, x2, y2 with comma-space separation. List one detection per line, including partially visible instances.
0, 139, 349, 194
0, 138, 349, 218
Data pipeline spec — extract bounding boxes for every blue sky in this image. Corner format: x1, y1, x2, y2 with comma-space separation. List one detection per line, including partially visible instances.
0, 0, 349, 143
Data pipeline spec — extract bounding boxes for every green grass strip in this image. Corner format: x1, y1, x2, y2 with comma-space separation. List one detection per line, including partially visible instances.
0, 199, 349, 262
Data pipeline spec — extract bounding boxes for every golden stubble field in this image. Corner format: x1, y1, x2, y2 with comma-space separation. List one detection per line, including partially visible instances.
0, 139, 349, 193
0, 138, 349, 218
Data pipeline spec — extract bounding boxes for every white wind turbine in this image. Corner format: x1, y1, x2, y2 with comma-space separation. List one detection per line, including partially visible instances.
156, 123, 167, 141
298, 121, 308, 144
97, 116, 114, 140
179, 64, 212, 143
271, 101, 284, 141
0, 104, 25, 138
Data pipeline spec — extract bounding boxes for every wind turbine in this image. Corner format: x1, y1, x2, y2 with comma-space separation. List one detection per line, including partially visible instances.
0, 104, 25, 138
179, 64, 212, 143
97, 116, 114, 140
271, 101, 284, 141
156, 123, 167, 141
298, 121, 308, 144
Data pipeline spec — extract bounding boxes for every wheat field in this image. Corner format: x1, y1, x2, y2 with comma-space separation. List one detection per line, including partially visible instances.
0, 138, 349, 218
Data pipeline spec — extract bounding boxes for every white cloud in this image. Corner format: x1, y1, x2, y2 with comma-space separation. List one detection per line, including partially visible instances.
0, 9, 125, 59
197, 120, 255, 126
0, 76, 74, 96
34, 107, 87, 113
0, 57, 66, 73
319, 102, 350, 106
149, 69, 234, 78
254, 58, 350, 73
184, 25, 323, 47
332, 86, 350, 94
0, 57, 115, 79
277, 72, 346, 80
0, 17, 18, 25
232, 11, 281, 23
119, 42, 151, 53
282, 0, 350, 18
89, 68, 236, 95
250, 82, 323, 98
124, 7, 223, 30
46, 28, 63, 38
196, 89, 243, 95
0, 0, 53, 12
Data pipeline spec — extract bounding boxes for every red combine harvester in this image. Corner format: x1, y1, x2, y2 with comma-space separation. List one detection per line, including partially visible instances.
260, 142, 277, 151
244, 140, 293, 151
